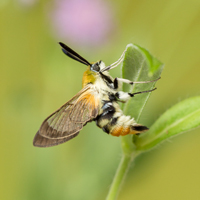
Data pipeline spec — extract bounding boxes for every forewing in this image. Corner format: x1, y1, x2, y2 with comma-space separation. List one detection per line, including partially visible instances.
69, 91, 99, 123
33, 85, 99, 146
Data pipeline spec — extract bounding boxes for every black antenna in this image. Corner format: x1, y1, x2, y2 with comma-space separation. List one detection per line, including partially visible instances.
59, 42, 91, 66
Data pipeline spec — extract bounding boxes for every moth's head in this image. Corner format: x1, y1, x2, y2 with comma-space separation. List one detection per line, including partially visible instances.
59, 42, 119, 74
90, 60, 106, 73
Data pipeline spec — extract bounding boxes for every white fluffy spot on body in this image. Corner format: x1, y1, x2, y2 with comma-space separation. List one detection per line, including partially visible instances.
117, 115, 135, 126
117, 91, 131, 102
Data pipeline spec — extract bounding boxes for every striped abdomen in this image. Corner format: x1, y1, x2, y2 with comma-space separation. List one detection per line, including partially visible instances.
95, 100, 148, 136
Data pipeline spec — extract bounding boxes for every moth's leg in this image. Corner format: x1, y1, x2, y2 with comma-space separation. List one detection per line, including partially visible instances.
101, 50, 126, 72
115, 88, 157, 103
128, 87, 157, 97
113, 77, 160, 89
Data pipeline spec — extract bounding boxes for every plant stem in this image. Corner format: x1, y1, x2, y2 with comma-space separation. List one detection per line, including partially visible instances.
106, 152, 138, 200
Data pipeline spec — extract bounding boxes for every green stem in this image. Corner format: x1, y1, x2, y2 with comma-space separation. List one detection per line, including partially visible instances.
106, 150, 139, 200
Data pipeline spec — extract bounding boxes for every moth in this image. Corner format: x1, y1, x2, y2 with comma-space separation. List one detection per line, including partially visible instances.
33, 43, 159, 147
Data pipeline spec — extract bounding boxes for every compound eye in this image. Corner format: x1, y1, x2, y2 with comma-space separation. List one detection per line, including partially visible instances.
91, 63, 100, 72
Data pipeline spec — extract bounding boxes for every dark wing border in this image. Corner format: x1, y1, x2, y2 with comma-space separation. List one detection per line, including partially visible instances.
33, 131, 79, 147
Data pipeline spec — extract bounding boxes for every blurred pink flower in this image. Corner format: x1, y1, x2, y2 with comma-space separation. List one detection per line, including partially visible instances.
49, 0, 115, 47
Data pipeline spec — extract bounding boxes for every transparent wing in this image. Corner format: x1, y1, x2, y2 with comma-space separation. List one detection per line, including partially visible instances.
33, 85, 99, 147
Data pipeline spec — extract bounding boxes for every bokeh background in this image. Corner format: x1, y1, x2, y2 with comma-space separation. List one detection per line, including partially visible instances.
1, 0, 200, 199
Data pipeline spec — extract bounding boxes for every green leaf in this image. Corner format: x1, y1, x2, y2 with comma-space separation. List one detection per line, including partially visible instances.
107, 44, 164, 200
134, 96, 200, 151
122, 44, 164, 121
120, 44, 164, 154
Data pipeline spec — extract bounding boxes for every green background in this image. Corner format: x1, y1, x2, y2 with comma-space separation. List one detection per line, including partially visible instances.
1, 0, 200, 200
